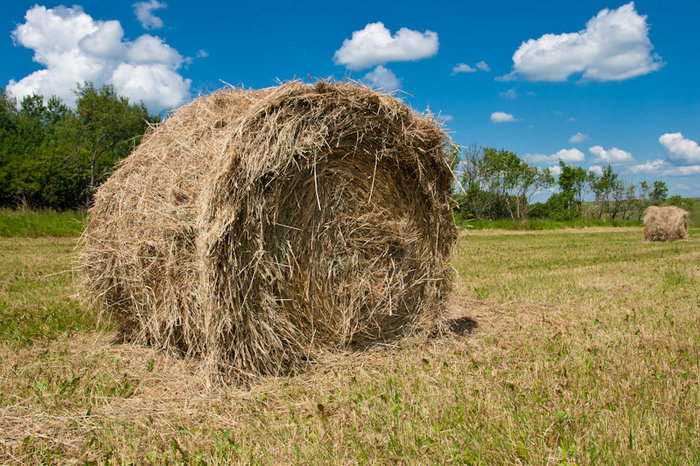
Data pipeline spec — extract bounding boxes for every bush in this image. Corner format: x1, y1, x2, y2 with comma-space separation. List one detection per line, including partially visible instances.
527, 202, 549, 219
453, 186, 519, 221
667, 195, 695, 212
544, 192, 581, 221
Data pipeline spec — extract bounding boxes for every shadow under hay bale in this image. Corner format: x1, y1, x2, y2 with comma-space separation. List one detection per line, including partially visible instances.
446, 317, 478, 336
81, 81, 458, 381
643, 205, 689, 242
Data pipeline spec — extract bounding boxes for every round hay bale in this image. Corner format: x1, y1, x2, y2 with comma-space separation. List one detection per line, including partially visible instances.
643, 205, 689, 242
81, 81, 458, 380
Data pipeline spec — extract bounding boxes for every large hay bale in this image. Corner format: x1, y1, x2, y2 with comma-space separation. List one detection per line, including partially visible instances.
81, 81, 458, 380
643, 205, 689, 242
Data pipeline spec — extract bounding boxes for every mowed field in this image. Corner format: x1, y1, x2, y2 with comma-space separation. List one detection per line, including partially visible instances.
1, 226, 699, 463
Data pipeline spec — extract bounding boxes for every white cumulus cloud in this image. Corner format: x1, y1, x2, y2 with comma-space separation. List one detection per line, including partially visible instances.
110, 63, 189, 109
628, 159, 700, 176
333, 22, 438, 70
504, 2, 663, 82
569, 132, 589, 143
7, 5, 190, 111
133, 0, 166, 30
658, 132, 700, 163
452, 63, 476, 74
667, 166, 700, 176
362, 65, 401, 91
452, 61, 490, 75
589, 145, 634, 164
475, 61, 491, 72
627, 159, 665, 174
126, 35, 181, 64
526, 148, 585, 164
490, 111, 517, 123
589, 165, 604, 175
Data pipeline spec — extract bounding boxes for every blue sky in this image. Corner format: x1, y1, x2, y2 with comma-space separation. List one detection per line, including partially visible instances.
3, 0, 699, 197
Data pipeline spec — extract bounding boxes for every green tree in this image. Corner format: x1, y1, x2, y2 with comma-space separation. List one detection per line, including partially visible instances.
44, 95, 69, 127
514, 164, 554, 220
0, 89, 19, 204
609, 179, 625, 219
650, 181, 668, 205
0, 84, 158, 209
455, 145, 554, 221
668, 195, 694, 211
590, 165, 618, 219
457, 144, 501, 219
58, 83, 155, 201
481, 147, 529, 220
556, 161, 589, 218
622, 183, 637, 220
19, 94, 47, 120
636, 180, 650, 220
3, 94, 52, 206
0, 88, 17, 131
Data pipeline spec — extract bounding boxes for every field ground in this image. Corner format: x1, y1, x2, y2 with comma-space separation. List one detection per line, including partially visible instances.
0, 210, 85, 238
1, 226, 699, 463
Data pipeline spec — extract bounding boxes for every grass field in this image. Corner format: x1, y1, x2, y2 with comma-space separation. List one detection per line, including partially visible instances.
1, 226, 699, 463
0, 210, 85, 237
459, 217, 644, 231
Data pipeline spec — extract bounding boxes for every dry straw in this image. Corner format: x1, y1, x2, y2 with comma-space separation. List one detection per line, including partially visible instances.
643, 205, 689, 242
81, 81, 458, 381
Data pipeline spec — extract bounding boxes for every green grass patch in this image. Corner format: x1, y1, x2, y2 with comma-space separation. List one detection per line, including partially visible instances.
0, 238, 103, 348
0, 210, 85, 237
458, 217, 642, 230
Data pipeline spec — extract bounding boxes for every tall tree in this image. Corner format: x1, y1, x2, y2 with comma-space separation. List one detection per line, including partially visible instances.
0, 85, 158, 209
609, 179, 625, 219
59, 83, 154, 201
456, 145, 554, 220
557, 161, 589, 217
480, 147, 523, 220
622, 183, 637, 220
0, 89, 19, 204
458, 144, 501, 219
515, 165, 553, 219
591, 165, 618, 219
0, 88, 17, 131
44, 95, 69, 127
636, 180, 650, 220
650, 181, 668, 205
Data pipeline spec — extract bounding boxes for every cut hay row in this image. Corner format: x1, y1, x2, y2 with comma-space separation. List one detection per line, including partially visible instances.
80, 81, 458, 382
643, 205, 689, 242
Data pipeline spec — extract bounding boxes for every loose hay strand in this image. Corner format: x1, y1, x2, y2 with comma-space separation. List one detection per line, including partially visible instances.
80, 81, 458, 383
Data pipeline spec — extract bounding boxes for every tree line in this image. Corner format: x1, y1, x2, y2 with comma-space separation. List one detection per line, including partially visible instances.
0, 86, 693, 218
451, 144, 693, 222
0, 84, 159, 209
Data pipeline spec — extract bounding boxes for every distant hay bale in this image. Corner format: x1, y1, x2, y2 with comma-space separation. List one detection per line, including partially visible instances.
643, 205, 689, 242
80, 81, 458, 381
